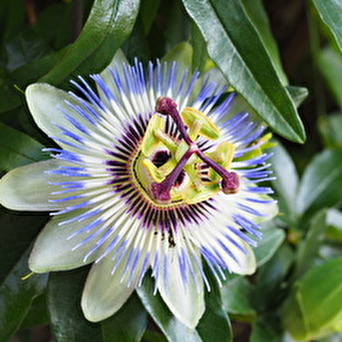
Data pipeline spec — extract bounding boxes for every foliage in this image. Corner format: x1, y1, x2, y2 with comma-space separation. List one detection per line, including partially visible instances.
0, 0, 341, 341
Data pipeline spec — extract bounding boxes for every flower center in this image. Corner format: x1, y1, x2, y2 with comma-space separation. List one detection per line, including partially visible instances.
132, 97, 239, 205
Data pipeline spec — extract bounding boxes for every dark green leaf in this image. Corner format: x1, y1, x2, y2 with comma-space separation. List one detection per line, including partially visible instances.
137, 276, 202, 342
241, 0, 288, 85
11, 47, 69, 89
220, 277, 255, 319
286, 86, 309, 109
140, 0, 160, 34
250, 318, 280, 342
0, 122, 48, 172
296, 150, 342, 216
0, 250, 47, 341
102, 292, 148, 342
182, 0, 305, 143
270, 143, 299, 224
316, 47, 342, 109
48, 269, 102, 342
0, 209, 48, 283
282, 257, 342, 340
191, 24, 208, 73
40, 0, 140, 86
311, 0, 342, 52
295, 210, 327, 278
253, 244, 294, 311
0, 82, 22, 113
318, 113, 342, 149
254, 228, 286, 267
5, 28, 50, 72
197, 289, 232, 342
20, 294, 49, 328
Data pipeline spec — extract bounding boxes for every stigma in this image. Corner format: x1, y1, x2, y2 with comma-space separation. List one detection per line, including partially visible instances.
135, 97, 239, 205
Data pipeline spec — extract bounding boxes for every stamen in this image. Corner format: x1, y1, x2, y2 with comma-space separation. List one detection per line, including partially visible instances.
155, 97, 193, 145
197, 150, 240, 194
151, 146, 197, 203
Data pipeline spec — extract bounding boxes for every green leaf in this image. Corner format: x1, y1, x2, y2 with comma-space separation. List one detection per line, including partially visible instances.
0, 250, 47, 341
0, 209, 48, 283
270, 144, 299, 224
316, 47, 342, 109
253, 244, 294, 311
40, 0, 140, 86
197, 289, 232, 342
286, 86, 309, 109
295, 210, 327, 278
140, 0, 160, 34
191, 23, 208, 73
48, 269, 102, 342
311, 0, 342, 52
20, 294, 49, 328
240, 0, 288, 85
296, 150, 342, 216
250, 318, 281, 342
5, 28, 50, 72
318, 113, 342, 149
220, 277, 255, 319
137, 276, 202, 342
102, 293, 148, 342
254, 228, 286, 267
326, 208, 342, 242
0, 122, 47, 172
182, 0, 305, 143
282, 257, 342, 340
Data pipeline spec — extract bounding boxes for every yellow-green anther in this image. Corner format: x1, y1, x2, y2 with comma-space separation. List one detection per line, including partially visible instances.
188, 119, 203, 141
181, 107, 220, 140
184, 165, 204, 191
207, 142, 235, 181
154, 129, 178, 154
141, 159, 165, 182
141, 114, 165, 156
185, 183, 221, 205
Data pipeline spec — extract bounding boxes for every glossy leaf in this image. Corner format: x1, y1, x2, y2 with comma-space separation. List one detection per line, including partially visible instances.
286, 86, 309, 109
311, 0, 342, 52
197, 282, 232, 342
254, 228, 286, 267
0, 250, 47, 342
270, 144, 299, 223
296, 150, 342, 216
241, 0, 288, 85
0, 122, 47, 172
137, 276, 202, 342
48, 269, 102, 342
253, 244, 294, 311
316, 47, 342, 109
282, 257, 342, 340
182, 0, 306, 143
295, 210, 327, 278
220, 276, 255, 319
40, 0, 140, 85
102, 293, 148, 342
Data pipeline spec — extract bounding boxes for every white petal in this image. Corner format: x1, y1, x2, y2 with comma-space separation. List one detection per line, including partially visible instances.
228, 241, 256, 275
0, 160, 67, 211
81, 255, 135, 322
26, 83, 94, 148
156, 246, 205, 329
29, 211, 100, 272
